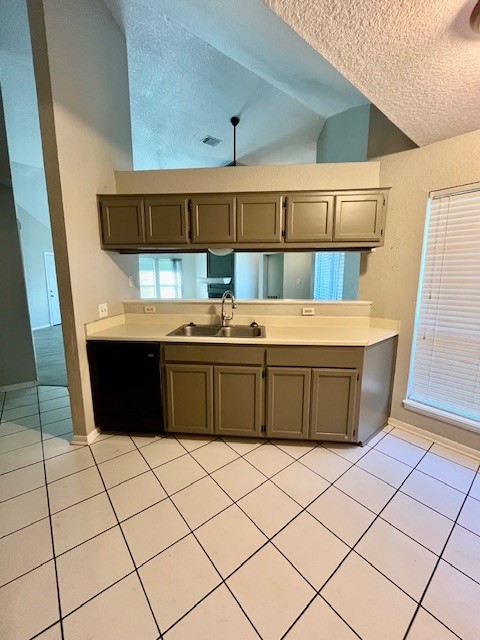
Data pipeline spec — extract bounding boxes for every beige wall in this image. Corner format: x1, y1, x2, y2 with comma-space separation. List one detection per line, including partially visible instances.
28, 0, 138, 438
115, 162, 380, 193
359, 129, 480, 449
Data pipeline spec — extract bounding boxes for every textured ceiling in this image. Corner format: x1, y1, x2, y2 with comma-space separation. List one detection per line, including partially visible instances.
105, 0, 368, 168
263, 0, 480, 146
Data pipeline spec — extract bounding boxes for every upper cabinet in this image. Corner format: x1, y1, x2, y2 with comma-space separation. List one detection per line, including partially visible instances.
97, 188, 389, 251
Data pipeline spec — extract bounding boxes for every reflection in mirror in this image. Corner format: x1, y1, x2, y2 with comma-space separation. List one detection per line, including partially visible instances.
139, 251, 360, 300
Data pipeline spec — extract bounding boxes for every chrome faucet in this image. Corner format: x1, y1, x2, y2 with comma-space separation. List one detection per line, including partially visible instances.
221, 290, 237, 327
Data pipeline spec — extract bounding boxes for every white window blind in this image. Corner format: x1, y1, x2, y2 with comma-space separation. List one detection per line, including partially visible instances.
406, 187, 480, 430
313, 252, 345, 300
139, 257, 182, 299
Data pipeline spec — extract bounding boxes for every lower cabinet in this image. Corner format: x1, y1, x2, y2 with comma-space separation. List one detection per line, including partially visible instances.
165, 362, 262, 437
267, 366, 357, 441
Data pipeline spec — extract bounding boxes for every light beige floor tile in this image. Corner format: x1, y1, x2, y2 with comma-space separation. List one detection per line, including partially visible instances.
381, 492, 453, 554
211, 457, 265, 501
90, 435, 136, 464
274, 512, 349, 589
401, 470, 465, 519
0, 486, 48, 537
300, 446, 352, 482
0, 519, 53, 587
423, 560, 480, 640
45, 446, 95, 483
357, 449, 412, 488
38, 386, 68, 399
0, 442, 43, 474
154, 454, 206, 495
4, 394, 39, 411
0, 462, 45, 502
57, 527, 134, 615
129, 433, 162, 448
321, 441, 371, 463
40, 407, 72, 427
429, 443, 479, 470
417, 452, 476, 493
271, 461, 330, 506
469, 472, 480, 500
238, 481, 301, 537
140, 533, 221, 631
406, 608, 458, 640
109, 472, 166, 521
42, 436, 79, 460
195, 504, 267, 578
0, 414, 41, 436
223, 437, 264, 455
227, 543, 314, 639
41, 419, 73, 440
284, 595, 359, 639
48, 466, 104, 513
98, 450, 150, 489
52, 493, 117, 555
458, 496, 480, 535
171, 476, 232, 530
5, 386, 37, 400
443, 524, 480, 583
244, 442, 293, 477
322, 553, 417, 640
39, 396, 70, 413
121, 499, 190, 566
0, 427, 41, 454
164, 584, 258, 640
334, 465, 396, 513
308, 486, 376, 546
1, 404, 39, 422
141, 437, 187, 468
389, 427, 432, 450
0, 561, 59, 640
62, 574, 158, 640
272, 439, 316, 459
366, 429, 388, 447
35, 623, 62, 640
190, 440, 239, 473
356, 518, 437, 600
375, 434, 425, 466
175, 434, 216, 452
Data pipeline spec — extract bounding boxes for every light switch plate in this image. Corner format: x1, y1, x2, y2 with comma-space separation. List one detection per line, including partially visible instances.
98, 303, 108, 318
144, 305, 157, 313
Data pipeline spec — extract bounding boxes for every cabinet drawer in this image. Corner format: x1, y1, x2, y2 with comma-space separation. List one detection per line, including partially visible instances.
164, 344, 264, 365
266, 347, 363, 369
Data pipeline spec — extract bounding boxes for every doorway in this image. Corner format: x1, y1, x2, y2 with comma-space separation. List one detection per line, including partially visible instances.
264, 253, 284, 298
44, 251, 61, 325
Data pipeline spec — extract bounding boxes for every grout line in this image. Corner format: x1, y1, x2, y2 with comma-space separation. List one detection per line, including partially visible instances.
402, 458, 480, 640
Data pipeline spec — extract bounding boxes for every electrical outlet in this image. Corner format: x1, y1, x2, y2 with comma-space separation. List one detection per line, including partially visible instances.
98, 303, 108, 318
144, 305, 157, 314
128, 276, 134, 288
302, 307, 314, 316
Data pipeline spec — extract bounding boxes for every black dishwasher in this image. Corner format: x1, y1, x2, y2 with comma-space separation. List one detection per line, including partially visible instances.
87, 341, 164, 432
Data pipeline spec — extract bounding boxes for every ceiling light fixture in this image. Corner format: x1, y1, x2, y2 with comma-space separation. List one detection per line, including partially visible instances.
202, 135, 222, 147
471, 0, 480, 33
230, 116, 240, 166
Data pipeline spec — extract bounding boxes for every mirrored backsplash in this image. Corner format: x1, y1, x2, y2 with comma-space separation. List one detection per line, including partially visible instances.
139, 251, 360, 301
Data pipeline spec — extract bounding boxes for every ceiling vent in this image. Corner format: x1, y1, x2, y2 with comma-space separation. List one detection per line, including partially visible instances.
202, 135, 222, 147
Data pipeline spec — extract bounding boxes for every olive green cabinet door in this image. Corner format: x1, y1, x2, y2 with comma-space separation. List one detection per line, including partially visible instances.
214, 366, 262, 437
333, 193, 385, 243
144, 196, 189, 244
236, 194, 283, 243
310, 368, 357, 441
191, 195, 235, 244
165, 364, 214, 434
285, 193, 334, 242
266, 367, 310, 439
99, 197, 144, 246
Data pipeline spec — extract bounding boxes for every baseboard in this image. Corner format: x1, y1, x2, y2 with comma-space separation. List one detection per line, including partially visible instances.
0, 381, 38, 393
388, 417, 480, 462
71, 427, 101, 446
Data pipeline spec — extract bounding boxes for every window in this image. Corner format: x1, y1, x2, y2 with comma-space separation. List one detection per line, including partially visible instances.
312, 252, 345, 300
406, 185, 480, 431
139, 257, 182, 299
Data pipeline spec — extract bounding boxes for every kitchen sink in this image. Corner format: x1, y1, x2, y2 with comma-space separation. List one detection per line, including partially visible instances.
167, 323, 265, 338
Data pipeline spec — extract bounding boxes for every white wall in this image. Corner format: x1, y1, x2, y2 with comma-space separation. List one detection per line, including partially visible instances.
283, 253, 312, 298
29, 0, 138, 438
359, 129, 480, 450
235, 253, 260, 299
316, 105, 369, 163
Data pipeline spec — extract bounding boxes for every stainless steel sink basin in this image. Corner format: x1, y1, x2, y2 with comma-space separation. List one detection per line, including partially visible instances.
167, 323, 265, 339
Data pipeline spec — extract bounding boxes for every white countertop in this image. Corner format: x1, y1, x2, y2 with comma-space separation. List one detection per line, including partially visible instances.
86, 318, 398, 347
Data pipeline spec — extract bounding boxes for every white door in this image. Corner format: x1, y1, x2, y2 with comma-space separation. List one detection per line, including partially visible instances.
264, 253, 284, 299
44, 252, 61, 326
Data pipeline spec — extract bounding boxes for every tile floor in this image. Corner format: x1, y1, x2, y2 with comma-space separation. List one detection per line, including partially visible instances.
1, 385, 480, 640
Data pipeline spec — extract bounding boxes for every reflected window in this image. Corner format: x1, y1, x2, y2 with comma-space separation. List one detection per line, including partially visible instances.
312, 252, 345, 300
139, 257, 182, 299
